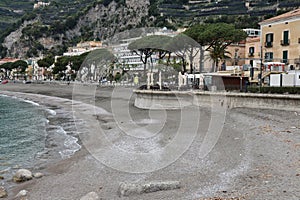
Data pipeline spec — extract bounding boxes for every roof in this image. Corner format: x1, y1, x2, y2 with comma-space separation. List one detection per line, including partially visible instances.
246, 36, 260, 43
0, 57, 19, 65
260, 8, 300, 25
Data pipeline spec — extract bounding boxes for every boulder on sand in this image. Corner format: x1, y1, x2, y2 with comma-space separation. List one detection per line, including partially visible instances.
13, 169, 33, 182
118, 181, 181, 197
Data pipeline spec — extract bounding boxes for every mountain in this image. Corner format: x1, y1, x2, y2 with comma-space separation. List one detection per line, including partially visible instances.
1, 0, 300, 58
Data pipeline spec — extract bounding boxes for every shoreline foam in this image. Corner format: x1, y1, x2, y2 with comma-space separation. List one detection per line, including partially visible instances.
0, 91, 83, 196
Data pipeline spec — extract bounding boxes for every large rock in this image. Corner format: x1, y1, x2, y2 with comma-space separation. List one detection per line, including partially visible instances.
80, 192, 99, 200
118, 181, 181, 197
13, 169, 33, 182
0, 186, 8, 198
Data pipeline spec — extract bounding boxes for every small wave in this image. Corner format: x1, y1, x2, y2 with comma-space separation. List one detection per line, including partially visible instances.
59, 149, 80, 159
56, 126, 81, 159
0, 167, 11, 175
23, 99, 40, 106
46, 109, 57, 116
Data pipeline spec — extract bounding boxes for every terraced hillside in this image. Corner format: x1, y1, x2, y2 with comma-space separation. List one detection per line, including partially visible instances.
0, 0, 34, 31
1, 0, 300, 58
158, 0, 300, 24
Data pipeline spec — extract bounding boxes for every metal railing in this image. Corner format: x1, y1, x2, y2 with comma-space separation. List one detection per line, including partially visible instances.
280, 39, 290, 46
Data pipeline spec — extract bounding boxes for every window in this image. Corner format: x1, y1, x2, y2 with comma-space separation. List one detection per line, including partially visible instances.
249, 47, 255, 57
282, 50, 288, 63
281, 30, 289, 46
265, 33, 273, 47
265, 52, 273, 61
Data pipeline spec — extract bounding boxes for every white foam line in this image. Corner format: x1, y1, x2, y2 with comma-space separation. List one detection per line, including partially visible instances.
23, 99, 40, 106
45, 108, 57, 116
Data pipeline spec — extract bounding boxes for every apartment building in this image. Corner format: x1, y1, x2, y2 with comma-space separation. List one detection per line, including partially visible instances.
259, 8, 300, 69
244, 36, 261, 68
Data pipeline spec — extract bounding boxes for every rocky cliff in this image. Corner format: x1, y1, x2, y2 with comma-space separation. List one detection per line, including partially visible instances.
2, 0, 152, 58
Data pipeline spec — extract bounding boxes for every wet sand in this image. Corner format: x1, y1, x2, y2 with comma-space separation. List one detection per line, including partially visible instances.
0, 83, 299, 200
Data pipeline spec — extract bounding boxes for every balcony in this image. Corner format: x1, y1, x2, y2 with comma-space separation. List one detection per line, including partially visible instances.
265, 42, 273, 48
248, 53, 254, 57
280, 39, 290, 46
281, 59, 289, 64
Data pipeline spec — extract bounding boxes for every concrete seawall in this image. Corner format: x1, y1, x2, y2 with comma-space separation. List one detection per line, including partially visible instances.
134, 90, 300, 111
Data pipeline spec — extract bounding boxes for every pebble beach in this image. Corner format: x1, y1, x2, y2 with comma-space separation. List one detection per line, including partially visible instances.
0, 82, 299, 200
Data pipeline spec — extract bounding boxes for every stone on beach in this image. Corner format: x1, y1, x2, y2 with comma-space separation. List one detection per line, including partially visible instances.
16, 190, 28, 197
118, 181, 181, 197
33, 172, 44, 178
0, 186, 8, 198
13, 169, 33, 182
80, 192, 99, 200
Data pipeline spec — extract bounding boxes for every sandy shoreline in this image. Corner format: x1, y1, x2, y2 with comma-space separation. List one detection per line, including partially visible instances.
0, 83, 300, 200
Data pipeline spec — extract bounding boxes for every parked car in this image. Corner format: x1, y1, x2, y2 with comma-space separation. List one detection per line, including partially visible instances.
23, 80, 31, 84
1, 80, 8, 84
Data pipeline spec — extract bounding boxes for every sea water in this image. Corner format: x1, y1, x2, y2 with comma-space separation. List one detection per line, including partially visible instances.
0, 95, 81, 176
0, 95, 47, 172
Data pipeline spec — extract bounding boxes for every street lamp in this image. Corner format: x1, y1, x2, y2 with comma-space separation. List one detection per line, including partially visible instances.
259, 45, 263, 92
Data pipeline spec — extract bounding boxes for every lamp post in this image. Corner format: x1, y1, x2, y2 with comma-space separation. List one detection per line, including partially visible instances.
259, 45, 263, 92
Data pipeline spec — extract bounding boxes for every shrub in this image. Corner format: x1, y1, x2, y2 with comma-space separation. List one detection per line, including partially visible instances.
248, 86, 300, 94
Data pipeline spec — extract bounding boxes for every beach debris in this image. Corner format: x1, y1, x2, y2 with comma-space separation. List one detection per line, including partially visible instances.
0, 176, 4, 180
16, 190, 28, 197
80, 191, 99, 200
33, 172, 44, 178
0, 186, 8, 198
13, 169, 33, 182
118, 181, 181, 197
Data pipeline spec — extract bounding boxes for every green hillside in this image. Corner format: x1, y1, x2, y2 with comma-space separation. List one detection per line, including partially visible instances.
0, 0, 34, 30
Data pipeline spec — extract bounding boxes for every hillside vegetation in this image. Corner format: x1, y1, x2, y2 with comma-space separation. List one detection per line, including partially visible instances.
1, 0, 300, 58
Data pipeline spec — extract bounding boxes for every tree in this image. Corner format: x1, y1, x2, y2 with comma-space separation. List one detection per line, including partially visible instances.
53, 56, 69, 76
12, 60, 28, 73
76, 49, 116, 82
69, 52, 89, 72
37, 56, 54, 68
128, 35, 172, 76
208, 45, 231, 71
0, 62, 12, 78
165, 33, 200, 73
185, 23, 247, 72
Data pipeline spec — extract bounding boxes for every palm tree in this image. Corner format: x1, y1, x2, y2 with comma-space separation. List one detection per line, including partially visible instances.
209, 44, 231, 72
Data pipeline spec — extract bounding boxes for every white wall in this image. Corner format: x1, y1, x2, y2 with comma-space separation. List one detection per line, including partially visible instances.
270, 74, 281, 87
282, 74, 294, 86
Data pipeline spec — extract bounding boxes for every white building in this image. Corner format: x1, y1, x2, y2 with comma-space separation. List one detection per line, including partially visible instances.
33, 1, 50, 9
110, 28, 180, 71
63, 41, 103, 56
